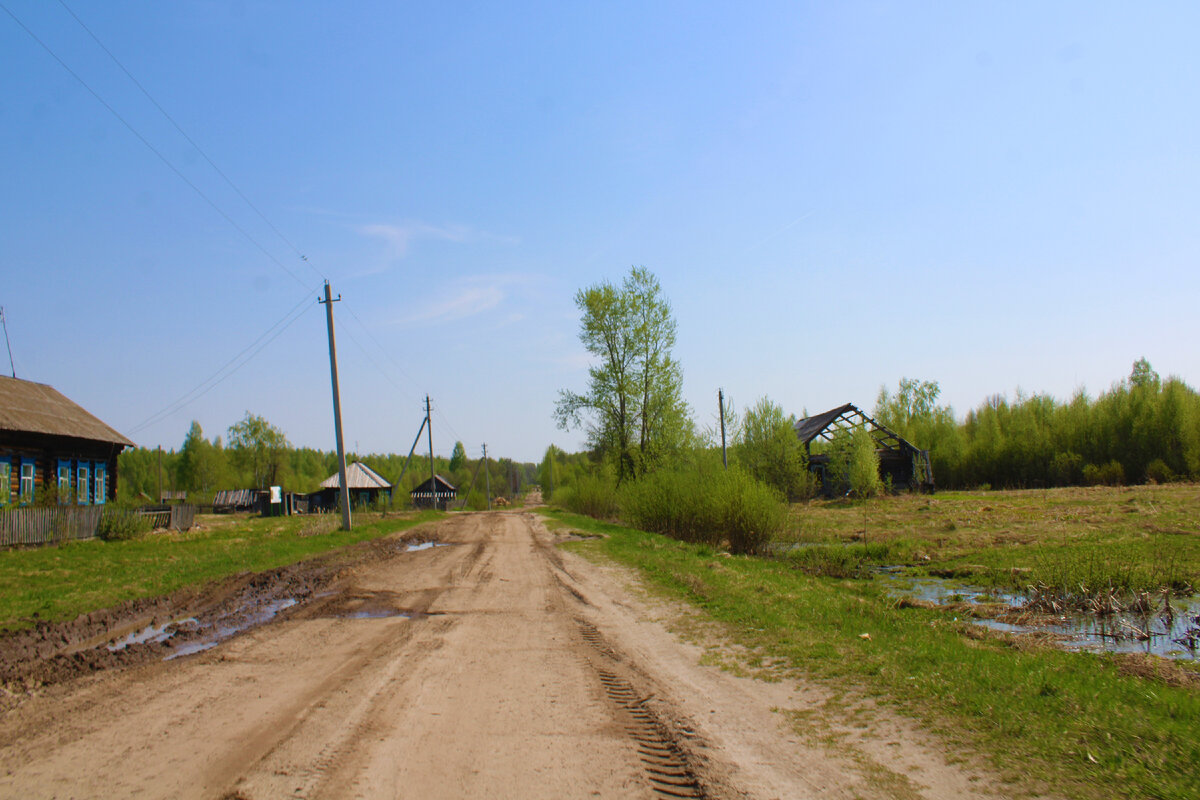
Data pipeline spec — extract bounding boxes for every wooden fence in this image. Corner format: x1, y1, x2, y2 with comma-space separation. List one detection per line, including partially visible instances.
0, 504, 198, 548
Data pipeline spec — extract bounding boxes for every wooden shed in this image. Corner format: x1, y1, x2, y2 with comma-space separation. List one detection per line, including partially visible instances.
310, 461, 393, 511
0, 376, 133, 506
794, 403, 934, 496
409, 474, 457, 510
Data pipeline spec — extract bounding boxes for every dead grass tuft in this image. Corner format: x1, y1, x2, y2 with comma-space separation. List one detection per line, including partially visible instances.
1114, 653, 1200, 689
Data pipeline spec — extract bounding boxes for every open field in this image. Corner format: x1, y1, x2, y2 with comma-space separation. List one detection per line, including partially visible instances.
776, 483, 1200, 595
0, 510, 441, 631
548, 487, 1200, 800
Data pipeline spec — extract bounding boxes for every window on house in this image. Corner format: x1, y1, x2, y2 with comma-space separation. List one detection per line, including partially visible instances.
77, 462, 90, 505
0, 460, 11, 506
58, 460, 72, 503
94, 463, 107, 505
19, 461, 34, 504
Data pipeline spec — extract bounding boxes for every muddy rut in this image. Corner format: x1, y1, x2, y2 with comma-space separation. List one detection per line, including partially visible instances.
0, 512, 1004, 799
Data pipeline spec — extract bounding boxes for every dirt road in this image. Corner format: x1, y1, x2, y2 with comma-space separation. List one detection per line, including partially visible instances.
0, 512, 1000, 799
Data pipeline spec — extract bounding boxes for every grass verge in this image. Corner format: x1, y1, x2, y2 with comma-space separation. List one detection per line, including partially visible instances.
545, 508, 1200, 800
0, 510, 442, 629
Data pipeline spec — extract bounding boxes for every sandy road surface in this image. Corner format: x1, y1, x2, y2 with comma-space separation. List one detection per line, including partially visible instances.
0, 512, 1001, 799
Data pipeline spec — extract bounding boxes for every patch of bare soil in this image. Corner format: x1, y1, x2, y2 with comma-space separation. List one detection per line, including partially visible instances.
0, 512, 1018, 799
0, 528, 431, 697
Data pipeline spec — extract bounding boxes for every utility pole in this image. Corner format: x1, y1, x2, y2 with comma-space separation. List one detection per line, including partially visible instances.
157, 445, 163, 502
0, 307, 14, 377
483, 444, 490, 510
426, 395, 436, 510
719, 388, 728, 469
320, 281, 352, 531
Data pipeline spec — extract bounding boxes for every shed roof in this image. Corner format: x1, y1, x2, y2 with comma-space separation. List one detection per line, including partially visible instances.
319, 461, 392, 490
793, 402, 919, 453
410, 474, 457, 494
0, 376, 134, 447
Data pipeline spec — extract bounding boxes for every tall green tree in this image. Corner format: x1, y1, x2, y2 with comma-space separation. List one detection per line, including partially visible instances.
177, 421, 228, 495
227, 412, 290, 489
449, 441, 467, 472
734, 397, 813, 501
555, 266, 689, 483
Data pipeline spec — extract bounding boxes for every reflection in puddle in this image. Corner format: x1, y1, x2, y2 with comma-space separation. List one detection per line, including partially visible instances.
346, 608, 411, 619
881, 573, 1200, 660
164, 598, 297, 661
107, 618, 198, 651
407, 541, 451, 552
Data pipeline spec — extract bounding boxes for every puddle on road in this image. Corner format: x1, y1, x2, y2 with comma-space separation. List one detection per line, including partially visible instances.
406, 541, 452, 552
880, 572, 1200, 660
164, 597, 298, 661
107, 618, 199, 651
345, 608, 411, 619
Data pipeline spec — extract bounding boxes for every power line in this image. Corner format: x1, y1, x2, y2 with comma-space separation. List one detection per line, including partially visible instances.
54, 0, 324, 286
0, 1, 317, 293
126, 291, 316, 437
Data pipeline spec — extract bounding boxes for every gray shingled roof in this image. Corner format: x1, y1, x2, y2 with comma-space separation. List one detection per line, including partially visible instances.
319, 461, 392, 490
0, 376, 134, 447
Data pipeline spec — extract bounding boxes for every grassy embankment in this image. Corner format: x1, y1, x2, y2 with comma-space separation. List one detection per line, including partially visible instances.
0, 510, 441, 630
545, 484, 1200, 800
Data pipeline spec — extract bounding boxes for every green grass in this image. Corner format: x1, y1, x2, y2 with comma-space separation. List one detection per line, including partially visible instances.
776, 484, 1200, 594
0, 510, 442, 629
547, 507, 1200, 800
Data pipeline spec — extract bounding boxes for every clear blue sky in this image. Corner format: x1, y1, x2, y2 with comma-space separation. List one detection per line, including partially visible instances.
4, 2, 1198, 464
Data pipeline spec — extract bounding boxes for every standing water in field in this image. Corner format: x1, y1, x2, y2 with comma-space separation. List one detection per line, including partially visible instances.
879, 573, 1200, 660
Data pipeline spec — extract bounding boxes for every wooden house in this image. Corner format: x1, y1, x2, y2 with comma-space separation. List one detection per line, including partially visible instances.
310, 461, 393, 511
409, 474, 457, 510
794, 403, 934, 496
0, 376, 133, 506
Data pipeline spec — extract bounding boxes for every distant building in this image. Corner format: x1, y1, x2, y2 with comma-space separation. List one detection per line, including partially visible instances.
0, 376, 133, 506
409, 474, 457, 510
310, 461, 393, 510
794, 403, 934, 496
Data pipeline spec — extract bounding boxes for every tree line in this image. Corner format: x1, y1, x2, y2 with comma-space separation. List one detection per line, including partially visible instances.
874, 359, 1200, 490
118, 412, 537, 506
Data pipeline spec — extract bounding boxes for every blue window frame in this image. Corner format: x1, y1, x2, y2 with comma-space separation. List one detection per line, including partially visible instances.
58, 459, 73, 504
19, 460, 35, 505
77, 461, 90, 505
94, 462, 107, 505
0, 458, 11, 506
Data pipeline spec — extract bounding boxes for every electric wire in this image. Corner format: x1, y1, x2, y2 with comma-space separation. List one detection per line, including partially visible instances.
126, 291, 316, 437
53, 0, 325, 285
0, 1, 317, 293
4, 3, 477, 453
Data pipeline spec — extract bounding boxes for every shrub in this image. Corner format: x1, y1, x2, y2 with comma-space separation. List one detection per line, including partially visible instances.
619, 463, 785, 554
1145, 458, 1174, 484
563, 472, 619, 519
1083, 460, 1125, 486
97, 509, 153, 541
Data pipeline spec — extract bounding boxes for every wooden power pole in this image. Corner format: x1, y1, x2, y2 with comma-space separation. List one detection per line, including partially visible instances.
483, 443, 490, 510
426, 395, 435, 509
320, 281, 352, 530
719, 388, 728, 469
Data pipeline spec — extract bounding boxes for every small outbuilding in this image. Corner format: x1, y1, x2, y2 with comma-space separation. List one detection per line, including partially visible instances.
310, 461, 393, 511
409, 474, 457, 510
0, 376, 133, 506
794, 403, 934, 496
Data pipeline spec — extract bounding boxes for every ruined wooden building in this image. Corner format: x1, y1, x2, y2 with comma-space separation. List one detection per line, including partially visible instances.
793, 403, 934, 496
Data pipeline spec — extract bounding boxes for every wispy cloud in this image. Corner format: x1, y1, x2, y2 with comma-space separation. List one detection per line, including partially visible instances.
358, 221, 473, 259
397, 274, 533, 326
